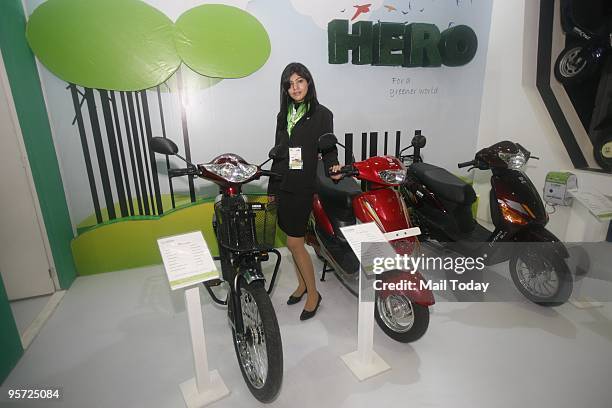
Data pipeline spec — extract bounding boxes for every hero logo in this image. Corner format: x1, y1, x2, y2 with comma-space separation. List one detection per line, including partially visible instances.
328, 20, 478, 67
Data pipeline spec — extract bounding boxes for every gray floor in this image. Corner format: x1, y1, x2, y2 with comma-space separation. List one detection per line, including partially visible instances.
1, 247, 612, 408
10, 294, 52, 335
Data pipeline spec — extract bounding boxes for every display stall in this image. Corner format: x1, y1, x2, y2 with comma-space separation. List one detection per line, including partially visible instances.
0, 0, 611, 406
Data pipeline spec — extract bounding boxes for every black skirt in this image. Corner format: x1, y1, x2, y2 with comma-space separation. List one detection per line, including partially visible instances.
277, 190, 313, 237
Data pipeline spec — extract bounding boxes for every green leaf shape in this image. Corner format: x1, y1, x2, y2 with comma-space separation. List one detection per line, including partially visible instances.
175, 4, 271, 78
26, 0, 181, 91
159, 65, 223, 94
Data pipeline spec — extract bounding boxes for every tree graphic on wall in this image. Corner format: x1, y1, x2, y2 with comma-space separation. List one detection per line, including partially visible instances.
26, 0, 271, 227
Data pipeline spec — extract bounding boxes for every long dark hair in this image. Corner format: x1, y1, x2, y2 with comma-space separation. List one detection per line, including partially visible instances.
278, 62, 319, 127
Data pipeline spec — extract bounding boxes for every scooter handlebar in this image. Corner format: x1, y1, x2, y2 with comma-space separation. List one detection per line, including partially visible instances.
458, 160, 475, 169
330, 164, 359, 178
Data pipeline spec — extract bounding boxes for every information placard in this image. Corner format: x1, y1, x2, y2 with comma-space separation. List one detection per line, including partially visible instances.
157, 231, 219, 290
570, 190, 612, 220
340, 222, 396, 275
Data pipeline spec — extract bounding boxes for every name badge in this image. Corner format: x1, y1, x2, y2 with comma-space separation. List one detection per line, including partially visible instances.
289, 147, 303, 170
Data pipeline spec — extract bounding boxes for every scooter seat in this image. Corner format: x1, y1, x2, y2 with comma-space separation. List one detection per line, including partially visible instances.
409, 162, 476, 205
316, 161, 362, 209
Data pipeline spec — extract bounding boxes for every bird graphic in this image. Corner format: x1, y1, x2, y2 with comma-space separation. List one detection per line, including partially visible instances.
340, 8, 346, 12
384, 5, 397, 12
419, 8, 424, 12
401, 10, 409, 14
351, 4, 372, 21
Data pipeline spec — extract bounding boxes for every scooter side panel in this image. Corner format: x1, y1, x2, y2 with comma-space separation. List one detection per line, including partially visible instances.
312, 194, 334, 236
491, 170, 548, 226
401, 175, 452, 240
510, 226, 570, 258
353, 189, 410, 232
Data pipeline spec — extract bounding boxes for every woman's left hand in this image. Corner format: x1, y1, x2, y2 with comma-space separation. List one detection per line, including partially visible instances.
329, 164, 343, 181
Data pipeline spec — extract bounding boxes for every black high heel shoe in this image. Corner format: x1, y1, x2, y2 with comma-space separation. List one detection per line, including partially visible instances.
287, 289, 306, 305
300, 292, 322, 321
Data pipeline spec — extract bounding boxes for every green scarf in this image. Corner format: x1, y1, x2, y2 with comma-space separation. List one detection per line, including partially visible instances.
286, 102, 308, 136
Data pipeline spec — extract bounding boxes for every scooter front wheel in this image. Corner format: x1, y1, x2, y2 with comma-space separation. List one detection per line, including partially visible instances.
374, 292, 429, 343
509, 250, 573, 306
230, 281, 283, 402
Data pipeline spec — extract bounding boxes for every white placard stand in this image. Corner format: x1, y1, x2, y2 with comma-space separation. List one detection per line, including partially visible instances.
340, 270, 391, 381
179, 287, 230, 408
157, 231, 230, 407
339, 224, 421, 381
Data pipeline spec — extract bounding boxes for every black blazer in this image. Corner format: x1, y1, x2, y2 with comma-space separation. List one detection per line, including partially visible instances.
267, 104, 339, 195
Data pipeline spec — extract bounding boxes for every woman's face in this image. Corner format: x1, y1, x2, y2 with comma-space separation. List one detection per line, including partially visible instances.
287, 73, 308, 103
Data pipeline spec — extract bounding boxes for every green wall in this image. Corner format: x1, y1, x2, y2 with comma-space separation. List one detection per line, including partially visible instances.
0, 275, 23, 384
0, 0, 76, 382
0, 0, 76, 289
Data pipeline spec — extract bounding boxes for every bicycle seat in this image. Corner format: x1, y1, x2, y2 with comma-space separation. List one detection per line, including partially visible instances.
409, 162, 476, 205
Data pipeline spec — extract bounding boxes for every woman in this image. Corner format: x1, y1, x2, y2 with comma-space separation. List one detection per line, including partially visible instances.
267, 62, 342, 321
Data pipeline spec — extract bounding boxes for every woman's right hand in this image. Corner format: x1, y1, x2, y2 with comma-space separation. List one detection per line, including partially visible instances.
329, 164, 343, 181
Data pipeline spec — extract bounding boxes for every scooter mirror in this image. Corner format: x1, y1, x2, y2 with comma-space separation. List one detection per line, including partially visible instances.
412, 135, 426, 149
318, 133, 338, 151
268, 145, 288, 160
150, 137, 178, 155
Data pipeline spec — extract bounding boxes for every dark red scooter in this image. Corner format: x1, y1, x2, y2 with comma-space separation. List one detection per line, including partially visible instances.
400, 133, 573, 306
305, 134, 434, 343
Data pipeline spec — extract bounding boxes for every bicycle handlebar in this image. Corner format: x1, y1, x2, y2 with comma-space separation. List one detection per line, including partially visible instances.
168, 167, 198, 178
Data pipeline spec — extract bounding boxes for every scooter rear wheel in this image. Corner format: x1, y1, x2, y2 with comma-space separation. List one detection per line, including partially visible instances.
509, 250, 573, 306
374, 292, 429, 343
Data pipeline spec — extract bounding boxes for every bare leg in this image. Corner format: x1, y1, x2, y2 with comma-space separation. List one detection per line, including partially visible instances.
286, 236, 320, 311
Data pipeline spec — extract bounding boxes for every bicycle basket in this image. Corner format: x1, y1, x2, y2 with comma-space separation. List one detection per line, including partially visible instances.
249, 197, 277, 249
214, 196, 277, 251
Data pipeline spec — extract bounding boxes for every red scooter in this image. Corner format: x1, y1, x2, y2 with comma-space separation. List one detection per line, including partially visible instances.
305, 134, 434, 343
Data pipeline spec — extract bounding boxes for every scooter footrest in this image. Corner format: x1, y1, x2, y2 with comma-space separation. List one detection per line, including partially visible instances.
204, 278, 223, 287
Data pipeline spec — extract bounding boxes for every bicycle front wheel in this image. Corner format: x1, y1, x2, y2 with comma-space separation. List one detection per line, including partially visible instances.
231, 280, 283, 402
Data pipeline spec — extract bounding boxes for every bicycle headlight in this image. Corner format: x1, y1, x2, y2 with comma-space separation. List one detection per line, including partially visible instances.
498, 151, 526, 170
377, 169, 406, 184
202, 162, 258, 183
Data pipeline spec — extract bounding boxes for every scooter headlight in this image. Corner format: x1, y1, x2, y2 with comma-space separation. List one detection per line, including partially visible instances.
498, 151, 526, 170
202, 162, 258, 183
378, 169, 406, 185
